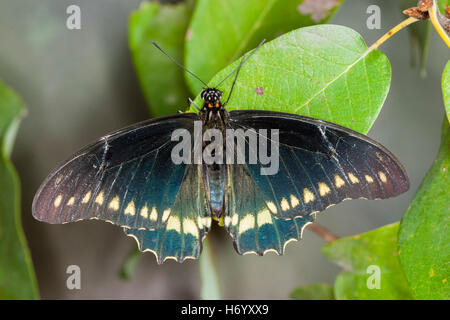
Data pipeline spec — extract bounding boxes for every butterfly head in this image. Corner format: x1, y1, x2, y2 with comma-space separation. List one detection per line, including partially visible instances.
201, 88, 223, 110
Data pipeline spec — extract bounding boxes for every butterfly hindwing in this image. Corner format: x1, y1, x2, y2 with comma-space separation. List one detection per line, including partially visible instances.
228, 110, 409, 220
124, 164, 210, 263
32, 113, 199, 230
224, 164, 314, 256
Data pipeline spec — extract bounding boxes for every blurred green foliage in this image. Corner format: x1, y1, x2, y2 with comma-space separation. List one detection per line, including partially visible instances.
398, 120, 450, 299
290, 283, 334, 300
443, 61, 449, 123
0, 79, 39, 299
322, 223, 413, 300
129, 1, 193, 116
185, 0, 343, 94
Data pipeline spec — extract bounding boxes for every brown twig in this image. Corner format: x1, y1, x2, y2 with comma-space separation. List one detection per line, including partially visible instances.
403, 0, 450, 46
306, 223, 339, 243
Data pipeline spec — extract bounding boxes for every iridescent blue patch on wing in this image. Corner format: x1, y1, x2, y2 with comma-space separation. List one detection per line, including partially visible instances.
229, 110, 409, 220
125, 164, 210, 264
225, 164, 314, 255
32, 114, 201, 231
125, 228, 201, 264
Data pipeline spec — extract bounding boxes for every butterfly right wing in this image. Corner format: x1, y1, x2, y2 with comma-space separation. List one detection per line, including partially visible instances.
224, 163, 314, 256
228, 110, 409, 220
32, 113, 199, 230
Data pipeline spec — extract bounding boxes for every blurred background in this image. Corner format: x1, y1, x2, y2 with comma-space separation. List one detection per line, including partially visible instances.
0, 0, 448, 299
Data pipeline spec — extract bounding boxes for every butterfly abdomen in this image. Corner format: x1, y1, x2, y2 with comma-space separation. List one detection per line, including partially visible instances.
203, 163, 227, 217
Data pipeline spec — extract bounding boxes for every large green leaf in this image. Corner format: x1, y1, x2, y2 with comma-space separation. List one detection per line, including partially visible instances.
0, 79, 39, 299
290, 283, 335, 300
398, 120, 450, 300
129, 1, 193, 116
185, 0, 343, 95
191, 25, 391, 134
322, 223, 413, 300
443, 61, 450, 123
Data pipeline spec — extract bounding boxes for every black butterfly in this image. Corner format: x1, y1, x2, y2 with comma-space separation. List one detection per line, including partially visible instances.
32, 41, 409, 264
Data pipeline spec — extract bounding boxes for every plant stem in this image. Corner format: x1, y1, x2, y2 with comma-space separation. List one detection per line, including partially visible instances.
429, 1, 450, 47
307, 223, 339, 243
368, 17, 419, 52
119, 247, 142, 280
199, 236, 222, 299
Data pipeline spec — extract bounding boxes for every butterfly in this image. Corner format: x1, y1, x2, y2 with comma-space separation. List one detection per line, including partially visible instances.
32, 41, 409, 264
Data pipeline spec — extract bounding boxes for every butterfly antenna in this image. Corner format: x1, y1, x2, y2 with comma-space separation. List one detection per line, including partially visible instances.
218, 39, 266, 106
188, 98, 201, 112
152, 41, 209, 88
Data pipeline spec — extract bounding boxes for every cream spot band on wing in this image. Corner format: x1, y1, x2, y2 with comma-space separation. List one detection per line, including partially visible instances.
166, 216, 180, 232
318, 182, 331, 196
67, 197, 75, 206
239, 214, 255, 234
280, 198, 290, 211
150, 207, 158, 221
140, 206, 149, 219
334, 175, 345, 188
303, 188, 315, 203
266, 201, 277, 214
290, 194, 300, 208
365, 175, 374, 183
162, 209, 171, 222
124, 201, 136, 216
257, 209, 272, 227
109, 196, 120, 211
224, 216, 231, 227
95, 191, 104, 205
378, 171, 387, 183
231, 214, 239, 226
82, 191, 91, 203
53, 194, 62, 208
348, 172, 359, 184
183, 218, 199, 238
197, 216, 204, 228
202, 217, 212, 228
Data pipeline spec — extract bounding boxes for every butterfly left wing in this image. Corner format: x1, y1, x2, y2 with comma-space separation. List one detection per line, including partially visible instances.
227, 110, 409, 220
125, 164, 210, 264
32, 113, 199, 230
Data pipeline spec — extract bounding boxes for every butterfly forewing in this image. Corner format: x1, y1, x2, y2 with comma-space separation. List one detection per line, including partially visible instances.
227, 110, 409, 220
32, 113, 199, 230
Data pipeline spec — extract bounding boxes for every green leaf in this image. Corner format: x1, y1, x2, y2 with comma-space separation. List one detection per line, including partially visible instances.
322, 223, 413, 300
0, 79, 39, 299
443, 61, 450, 123
185, 0, 343, 95
191, 25, 391, 134
129, 1, 193, 116
398, 120, 450, 300
290, 283, 335, 300
199, 238, 221, 300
